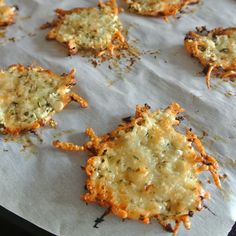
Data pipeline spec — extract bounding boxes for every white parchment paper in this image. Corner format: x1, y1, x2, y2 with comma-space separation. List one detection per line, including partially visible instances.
0, 0, 236, 235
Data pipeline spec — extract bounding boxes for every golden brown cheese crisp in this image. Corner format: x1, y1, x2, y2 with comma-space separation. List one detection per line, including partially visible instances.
0, 64, 88, 135
41, 0, 127, 57
53, 103, 220, 235
0, 0, 17, 27
185, 27, 236, 88
124, 0, 199, 17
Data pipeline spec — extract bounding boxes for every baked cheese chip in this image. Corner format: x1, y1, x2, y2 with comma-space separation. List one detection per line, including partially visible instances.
53, 103, 220, 235
41, 0, 127, 57
185, 27, 236, 88
0, 0, 17, 27
124, 0, 199, 17
0, 64, 88, 135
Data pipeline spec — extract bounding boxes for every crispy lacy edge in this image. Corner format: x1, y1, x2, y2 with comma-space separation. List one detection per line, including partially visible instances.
40, 0, 127, 57
53, 102, 221, 235
0, 64, 88, 135
0, 1, 17, 27
124, 0, 199, 17
184, 27, 236, 89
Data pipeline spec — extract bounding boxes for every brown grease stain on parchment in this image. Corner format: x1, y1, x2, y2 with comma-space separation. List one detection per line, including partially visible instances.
84, 24, 160, 86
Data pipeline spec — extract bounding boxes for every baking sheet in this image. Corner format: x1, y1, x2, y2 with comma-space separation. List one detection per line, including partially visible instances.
0, 0, 236, 235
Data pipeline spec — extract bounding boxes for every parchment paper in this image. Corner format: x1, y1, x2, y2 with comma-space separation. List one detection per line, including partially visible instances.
0, 0, 235, 235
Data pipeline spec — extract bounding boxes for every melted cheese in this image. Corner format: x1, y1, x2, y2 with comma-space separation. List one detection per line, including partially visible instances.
197, 32, 236, 66
56, 6, 122, 50
0, 0, 15, 24
126, 0, 181, 13
0, 66, 70, 132
89, 109, 203, 220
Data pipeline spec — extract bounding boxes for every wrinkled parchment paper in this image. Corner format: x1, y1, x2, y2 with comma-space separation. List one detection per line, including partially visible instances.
0, 0, 236, 235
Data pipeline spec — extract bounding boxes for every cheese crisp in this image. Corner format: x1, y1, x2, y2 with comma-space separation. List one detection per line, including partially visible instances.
0, 0, 17, 27
0, 64, 88, 135
124, 0, 199, 17
53, 103, 220, 235
185, 27, 236, 88
41, 0, 127, 57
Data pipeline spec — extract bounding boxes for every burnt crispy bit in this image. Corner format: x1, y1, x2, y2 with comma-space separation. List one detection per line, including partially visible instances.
188, 211, 194, 217
164, 223, 174, 233
122, 116, 132, 123
195, 26, 209, 36
41, 0, 127, 57
176, 116, 184, 122
53, 103, 220, 235
124, 0, 200, 17
0, 0, 17, 27
93, 208, 111, 228
184, 27, 236, 89
0, 64, 87, 135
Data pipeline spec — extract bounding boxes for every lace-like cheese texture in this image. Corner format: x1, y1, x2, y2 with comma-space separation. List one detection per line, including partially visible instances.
198, 34, 236, 64
53, 103, 220, 235
185, 27, 236, 88
57, 8, 121, 49
0, 0, 17, 26
43, 1, 126, 56
0, 65, 87, 134
124, 0, 199, 16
